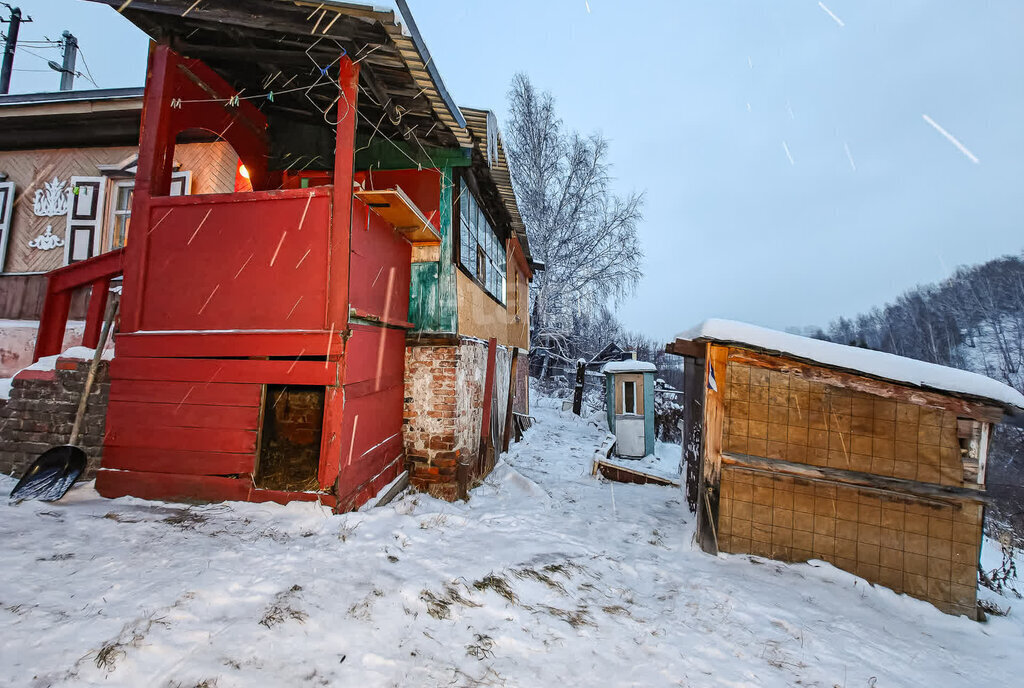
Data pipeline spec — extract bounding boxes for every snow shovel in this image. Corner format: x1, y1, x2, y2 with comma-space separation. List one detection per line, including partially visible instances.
9, 296, 118, 504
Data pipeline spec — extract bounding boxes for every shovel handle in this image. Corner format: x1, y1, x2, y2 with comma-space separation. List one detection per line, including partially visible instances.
69, 294, 119, 447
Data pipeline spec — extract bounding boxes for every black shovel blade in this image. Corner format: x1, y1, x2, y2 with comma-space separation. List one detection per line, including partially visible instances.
9, 446, 87, 503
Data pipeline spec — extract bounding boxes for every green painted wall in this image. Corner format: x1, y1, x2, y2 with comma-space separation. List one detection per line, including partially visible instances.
407, 167, 458, 334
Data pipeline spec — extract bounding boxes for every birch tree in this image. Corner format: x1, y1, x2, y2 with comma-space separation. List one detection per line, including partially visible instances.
505, 73, 644, 353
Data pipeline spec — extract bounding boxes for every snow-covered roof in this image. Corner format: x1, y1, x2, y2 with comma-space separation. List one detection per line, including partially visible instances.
601, 360, 657, 374
675, 319, 1024, 412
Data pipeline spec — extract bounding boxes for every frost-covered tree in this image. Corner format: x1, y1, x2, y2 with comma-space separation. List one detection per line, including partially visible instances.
505, 73, 644, 354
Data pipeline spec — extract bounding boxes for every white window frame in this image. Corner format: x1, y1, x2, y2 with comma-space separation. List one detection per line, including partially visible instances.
105, 170, 192, 251
107, 180, 135, 251
0, 180, 14, 273
623, 380, 637, 415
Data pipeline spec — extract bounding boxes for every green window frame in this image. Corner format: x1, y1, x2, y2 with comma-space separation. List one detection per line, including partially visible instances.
458, 178, 506, 304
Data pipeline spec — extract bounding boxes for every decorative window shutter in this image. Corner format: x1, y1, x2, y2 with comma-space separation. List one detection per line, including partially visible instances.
64, 176, 107, 264
170, 170, 192, 196
0, 181, 14, 272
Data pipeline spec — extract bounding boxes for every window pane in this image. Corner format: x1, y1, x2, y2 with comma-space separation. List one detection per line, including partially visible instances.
117, 185, 134, 212
624, 381, 635, 414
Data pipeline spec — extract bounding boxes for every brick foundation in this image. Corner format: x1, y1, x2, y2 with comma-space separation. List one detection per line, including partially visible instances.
0, 357, 110, 480
405, 337, 505, 500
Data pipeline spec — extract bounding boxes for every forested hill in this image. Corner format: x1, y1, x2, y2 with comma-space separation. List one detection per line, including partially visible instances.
809, 252, 1024, 532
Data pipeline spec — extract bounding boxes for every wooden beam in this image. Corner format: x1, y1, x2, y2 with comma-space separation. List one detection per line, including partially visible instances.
666, 337, 708, 360
696, 344, 728, 554
502, 349, 519, 453
726, 347, 1004, 424
721, 451, 991, 506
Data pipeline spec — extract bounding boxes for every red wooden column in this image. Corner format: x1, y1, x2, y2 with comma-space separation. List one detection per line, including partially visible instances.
320, 55, 360, 495
122, 43, 177, 334
81, 277, 111, 348
34, 286, 71, 360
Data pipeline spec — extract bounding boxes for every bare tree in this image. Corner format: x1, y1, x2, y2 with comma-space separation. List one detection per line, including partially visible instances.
505, 73, 644, 352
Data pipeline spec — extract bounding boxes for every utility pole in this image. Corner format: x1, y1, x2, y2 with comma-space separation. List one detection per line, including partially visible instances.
58, 30, 76, 91
0, 5, 31, 95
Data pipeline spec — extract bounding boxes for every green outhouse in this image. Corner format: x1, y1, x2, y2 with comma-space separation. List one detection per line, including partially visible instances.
602, 360, 656, 458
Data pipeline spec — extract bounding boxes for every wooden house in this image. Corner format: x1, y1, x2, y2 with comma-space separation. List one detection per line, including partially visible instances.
15, 0, 536, 509
668, 319, 1024, 618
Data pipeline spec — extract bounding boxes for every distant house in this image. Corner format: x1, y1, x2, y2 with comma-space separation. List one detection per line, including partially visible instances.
586, 342, 633, 371
0, 0, 540, 508
668, 319, 1024, 618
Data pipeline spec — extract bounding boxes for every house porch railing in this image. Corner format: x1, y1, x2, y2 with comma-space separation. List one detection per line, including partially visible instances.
32, 248, 124, 362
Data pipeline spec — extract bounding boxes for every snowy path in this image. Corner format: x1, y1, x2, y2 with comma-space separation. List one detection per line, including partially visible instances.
1, 404, 1022, 687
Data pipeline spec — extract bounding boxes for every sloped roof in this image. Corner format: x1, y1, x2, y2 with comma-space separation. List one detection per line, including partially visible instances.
673, 319, 1024, 413
461, 107, 532, 269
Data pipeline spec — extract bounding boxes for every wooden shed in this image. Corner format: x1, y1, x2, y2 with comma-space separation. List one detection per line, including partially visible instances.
668, 319, 1024, 618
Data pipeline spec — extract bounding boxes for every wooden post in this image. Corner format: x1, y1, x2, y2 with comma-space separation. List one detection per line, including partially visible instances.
478, 337, 498, 476
696, 344, 727, 554
572, 358, 585, 415
320, 55, 359, 497
682, 352, 705, 515
81, 276, 111, 349
501, 349, 519, 453
123, 43, 176, 334
33, 286, 71, 361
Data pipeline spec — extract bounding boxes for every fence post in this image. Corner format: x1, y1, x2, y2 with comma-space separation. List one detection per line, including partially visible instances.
572, 358, 585, 415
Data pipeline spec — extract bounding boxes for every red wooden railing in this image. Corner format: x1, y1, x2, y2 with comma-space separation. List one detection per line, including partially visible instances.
33, 248, 125, 362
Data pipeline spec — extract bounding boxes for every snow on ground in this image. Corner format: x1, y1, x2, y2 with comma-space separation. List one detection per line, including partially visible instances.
2, 403, 1024, 687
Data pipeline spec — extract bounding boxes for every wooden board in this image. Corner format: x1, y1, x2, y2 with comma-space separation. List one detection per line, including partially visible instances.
116, 330, 344, 358
102, 446, 255, 476
720, 451, 990, 506
726, 347, 1004, 424
108, 379, 262, 406
107, 400, 259, 430
354, 187, 440, 245
110, 357, 338, 386
697, 344, 728, 554
105, 423, 257, 454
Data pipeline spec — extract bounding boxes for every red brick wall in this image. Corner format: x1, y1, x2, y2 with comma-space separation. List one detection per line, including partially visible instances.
404, 338, 500, 500
404, 344, 460, 498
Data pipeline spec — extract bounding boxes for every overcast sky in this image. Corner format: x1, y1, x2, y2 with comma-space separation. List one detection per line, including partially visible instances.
10, 1, 1024, 342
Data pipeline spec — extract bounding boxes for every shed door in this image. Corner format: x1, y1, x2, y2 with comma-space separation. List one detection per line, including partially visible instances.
616, 416, 646, 457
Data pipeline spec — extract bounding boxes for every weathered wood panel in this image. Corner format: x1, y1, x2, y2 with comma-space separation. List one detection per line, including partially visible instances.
0, 273, 90, 320
697, 345, 728, 554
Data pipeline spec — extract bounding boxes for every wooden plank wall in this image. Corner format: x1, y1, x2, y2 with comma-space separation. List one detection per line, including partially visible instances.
712, 347, 985, 617
0, 273, 90, 320
138, 189, 332, 332
335, 323, 406, 510
97, 356, 340, 504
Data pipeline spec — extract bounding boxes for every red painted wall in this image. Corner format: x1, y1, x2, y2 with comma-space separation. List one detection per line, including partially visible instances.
137, 188, 332, 333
